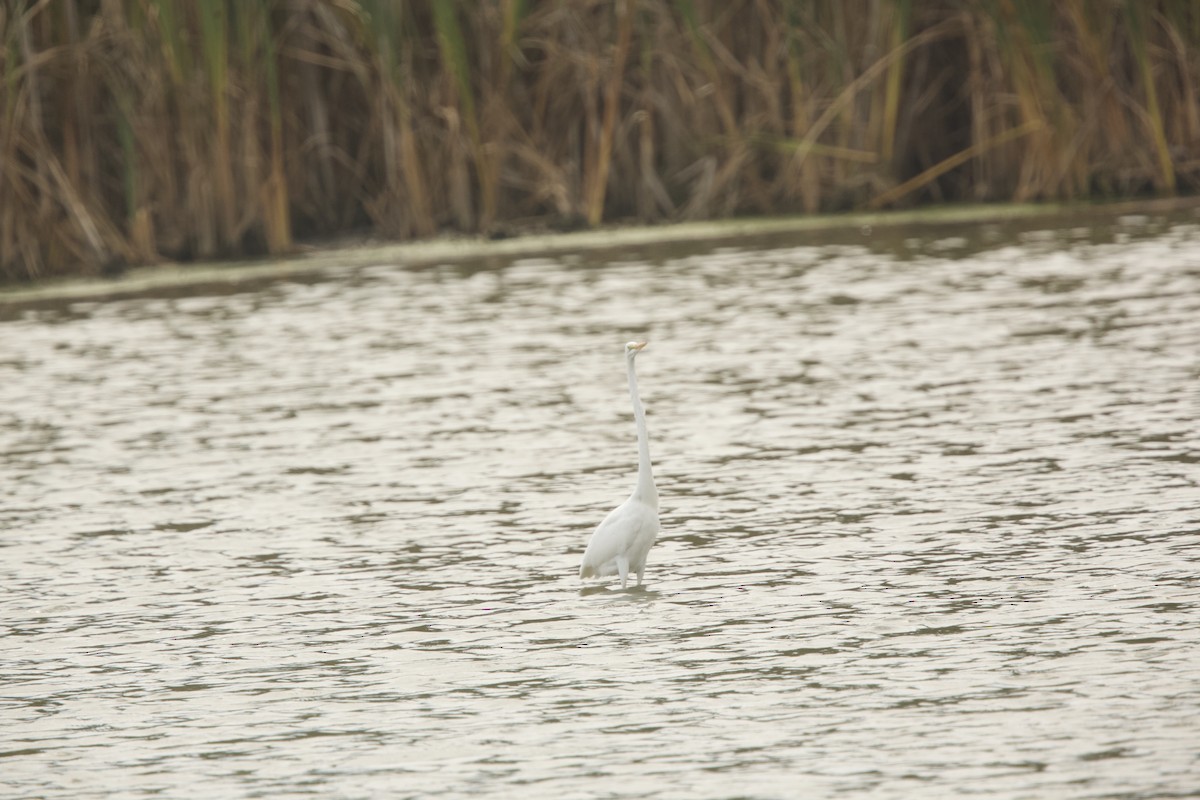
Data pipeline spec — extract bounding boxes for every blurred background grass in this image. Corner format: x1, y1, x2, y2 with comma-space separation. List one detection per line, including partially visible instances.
2, 0, 1198, 281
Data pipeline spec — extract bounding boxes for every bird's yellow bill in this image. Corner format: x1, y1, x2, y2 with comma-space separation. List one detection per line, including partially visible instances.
631, 341, 648, 350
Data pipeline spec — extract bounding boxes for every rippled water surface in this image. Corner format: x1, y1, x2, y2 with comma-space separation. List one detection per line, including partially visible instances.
3, 211, 1199, 798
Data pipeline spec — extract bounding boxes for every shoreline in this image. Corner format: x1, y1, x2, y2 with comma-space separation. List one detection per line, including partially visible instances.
4, 197, 1198, 306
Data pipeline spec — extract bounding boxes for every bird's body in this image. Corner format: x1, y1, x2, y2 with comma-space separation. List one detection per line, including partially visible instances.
579, 493, 659, 586
579, 341, 660, 589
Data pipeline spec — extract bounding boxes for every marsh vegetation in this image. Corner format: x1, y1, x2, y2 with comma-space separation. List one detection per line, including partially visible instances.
3, 1, 1198, 280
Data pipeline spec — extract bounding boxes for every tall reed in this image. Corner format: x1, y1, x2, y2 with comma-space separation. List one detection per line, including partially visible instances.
2, 0, 1198, 281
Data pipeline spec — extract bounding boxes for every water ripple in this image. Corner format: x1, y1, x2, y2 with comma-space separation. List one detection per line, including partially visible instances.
2, 211, 1199, 798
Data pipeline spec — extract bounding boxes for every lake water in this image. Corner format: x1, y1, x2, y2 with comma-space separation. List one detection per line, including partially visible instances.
2, 209, 1198, 798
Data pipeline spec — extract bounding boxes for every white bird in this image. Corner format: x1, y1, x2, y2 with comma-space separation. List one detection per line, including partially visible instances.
579, 341, 660, 589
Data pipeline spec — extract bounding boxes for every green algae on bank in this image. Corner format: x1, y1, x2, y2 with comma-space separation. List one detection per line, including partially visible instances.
3, 199, 1198, 306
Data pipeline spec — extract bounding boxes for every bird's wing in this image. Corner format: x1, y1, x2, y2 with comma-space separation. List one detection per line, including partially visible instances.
581, 500, 643, 568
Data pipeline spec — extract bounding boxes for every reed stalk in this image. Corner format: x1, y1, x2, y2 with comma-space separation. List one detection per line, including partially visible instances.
1125, 0, 1176, 193
432, 0, 495, 229
584, 0, 633, 227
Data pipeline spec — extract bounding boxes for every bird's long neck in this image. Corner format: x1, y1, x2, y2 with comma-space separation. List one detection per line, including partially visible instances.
628, 356, 657, 507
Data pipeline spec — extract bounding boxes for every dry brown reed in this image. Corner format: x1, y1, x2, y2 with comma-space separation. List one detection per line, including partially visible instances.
2, 0, 1199, 281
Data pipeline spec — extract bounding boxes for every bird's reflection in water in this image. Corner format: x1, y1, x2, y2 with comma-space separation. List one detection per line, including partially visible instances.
579, 584, 661, 601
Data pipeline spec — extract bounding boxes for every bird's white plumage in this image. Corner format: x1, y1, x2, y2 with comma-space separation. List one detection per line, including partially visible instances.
579, 496, 659, 584
579, 341, 660, 589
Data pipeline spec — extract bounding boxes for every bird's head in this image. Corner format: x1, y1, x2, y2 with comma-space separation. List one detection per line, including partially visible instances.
625, 341, 648, 359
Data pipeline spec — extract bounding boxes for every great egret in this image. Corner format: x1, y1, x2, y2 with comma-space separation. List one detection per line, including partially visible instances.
579, 341, 660, 589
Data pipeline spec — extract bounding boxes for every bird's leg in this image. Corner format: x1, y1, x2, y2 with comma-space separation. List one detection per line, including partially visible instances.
636, 566, 645, 587
617, 555, 630, 589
